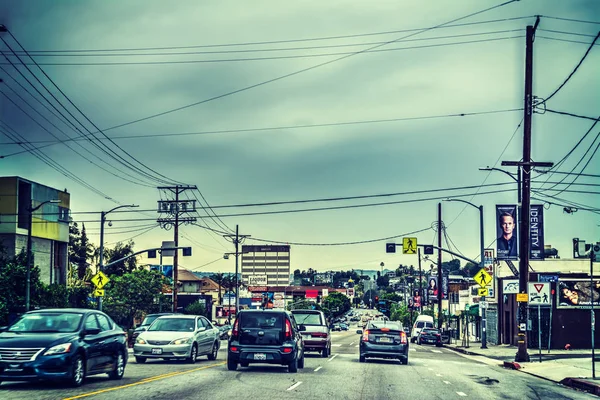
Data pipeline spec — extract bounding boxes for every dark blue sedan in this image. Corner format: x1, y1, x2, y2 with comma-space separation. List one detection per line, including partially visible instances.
0, 308, 128, 387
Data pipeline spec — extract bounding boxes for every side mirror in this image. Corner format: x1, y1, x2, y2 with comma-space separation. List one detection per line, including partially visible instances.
298, 324, 306, 332
0, 326, 7, 332
356, 329, 362, 334
84, 327, 101, 336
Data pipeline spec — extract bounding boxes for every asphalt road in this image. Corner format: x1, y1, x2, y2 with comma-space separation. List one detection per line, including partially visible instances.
0, 326, 594, 400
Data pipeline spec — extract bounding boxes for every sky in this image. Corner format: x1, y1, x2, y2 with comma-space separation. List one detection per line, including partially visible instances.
0, 0, 598, 276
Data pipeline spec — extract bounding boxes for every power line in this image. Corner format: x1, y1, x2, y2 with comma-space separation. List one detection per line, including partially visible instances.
539, 15, 600, 25
545, 109, 600, 122
537, 36, 600, 46
77, 0, 520, 133
533, 169, 600, 178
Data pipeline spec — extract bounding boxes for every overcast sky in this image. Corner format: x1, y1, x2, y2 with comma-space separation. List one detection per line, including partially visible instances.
1, 0, 598, 275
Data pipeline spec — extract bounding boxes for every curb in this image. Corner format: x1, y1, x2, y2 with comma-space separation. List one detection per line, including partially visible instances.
560, 378, 600, 396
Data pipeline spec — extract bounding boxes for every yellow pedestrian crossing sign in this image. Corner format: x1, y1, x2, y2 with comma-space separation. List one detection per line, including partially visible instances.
402, 237, 417, 254
91, 271, 110, 289
92, 289, 105, 297
475, 268, 492, 288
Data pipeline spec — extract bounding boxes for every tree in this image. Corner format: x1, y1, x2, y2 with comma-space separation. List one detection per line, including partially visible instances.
185, 301, 206, 316
69, 222, 94, 279
211, 273, 225, 304
322, 292, 350, 318
390, 303, 411, 326
103, 240, 137, 276
442, 259, 461, 274
0, 249, 44, 324
102, 268, 170, 329
376, 274, 390, 288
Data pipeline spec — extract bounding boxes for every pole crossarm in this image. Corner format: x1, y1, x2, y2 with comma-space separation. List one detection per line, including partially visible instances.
100, 246, 189, 269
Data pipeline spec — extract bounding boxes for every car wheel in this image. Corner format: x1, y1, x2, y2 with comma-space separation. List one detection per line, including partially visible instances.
322, 347, 329, 358
298, 353, 305, 369
68, 354, 85, 387
135, 356, 147, 364
418, 339, 422, 345
227, 358, 237, 371
359, 355, 366, 363
207, 342, 218, 361
240, 361, 249, 367
288, 357, 298, 373
188, 344, 198, 364
401, 357, 408, 365
108, 351, 125, 380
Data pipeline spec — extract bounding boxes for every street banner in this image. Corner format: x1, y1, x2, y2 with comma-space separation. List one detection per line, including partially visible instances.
530, 204, 545, 260
442, 272, 449, 300
427, 276, 438, 304
557, 279, 600, 308
496, 204, 518, 260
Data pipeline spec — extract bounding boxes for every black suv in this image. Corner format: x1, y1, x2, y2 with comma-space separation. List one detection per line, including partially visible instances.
227, 310, 305, 373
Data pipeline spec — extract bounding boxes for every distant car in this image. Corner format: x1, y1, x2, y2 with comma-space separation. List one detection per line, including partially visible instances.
131, 313, 180, 344
417, 328, 442, 347
358, 320, 408, 365
331, 324, 342, 332
0, 308, 127, 387
218, 324, 232, 340
410, 315, 435, 343
339, 323, 349, 331
227, 310, 305, 373
292, 310, 331, 357
134, 315, 220, 363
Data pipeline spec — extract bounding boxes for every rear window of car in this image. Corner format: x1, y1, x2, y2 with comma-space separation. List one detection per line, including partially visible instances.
292, 312, 323, 326
369, 322, 401, 330
241, 313, 283, 329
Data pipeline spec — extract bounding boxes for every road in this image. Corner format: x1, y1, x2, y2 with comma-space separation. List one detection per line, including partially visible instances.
0, 326, 593, 400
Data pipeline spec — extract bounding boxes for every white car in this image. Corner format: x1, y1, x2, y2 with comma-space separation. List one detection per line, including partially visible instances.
134, 315, 220, 363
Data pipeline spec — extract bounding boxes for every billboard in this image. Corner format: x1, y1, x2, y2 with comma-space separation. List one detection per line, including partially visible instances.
247, 275, 268, 286
529, 204, 545, 260
557, 279, 600, 308
496, 204, 518, 260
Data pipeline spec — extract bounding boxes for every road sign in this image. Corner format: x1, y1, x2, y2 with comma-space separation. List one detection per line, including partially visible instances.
386, 243, 396, 253
528, 282, 551, 306
423, 245, 434, 255
402, 237, 417, 254
91, 271, 109, 289
475, 268, 492, 288
478, 287, 489, 296
92, 289, 105, 297
539, 274, 559, 283
516, 293, 528, 302
247, 275, 268, 286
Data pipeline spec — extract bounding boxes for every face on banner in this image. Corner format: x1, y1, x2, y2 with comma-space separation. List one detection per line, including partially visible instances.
557, 280, 600, 308
496, 204, 518, 260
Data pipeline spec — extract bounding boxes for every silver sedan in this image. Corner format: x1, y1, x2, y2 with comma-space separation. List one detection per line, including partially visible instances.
134, 315, 220, 363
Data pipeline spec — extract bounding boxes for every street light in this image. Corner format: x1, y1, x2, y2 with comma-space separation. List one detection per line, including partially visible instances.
444, 198, 487, 349
26, 199, 60, 311
98, 204, 138, 311
479, 166, 521, 203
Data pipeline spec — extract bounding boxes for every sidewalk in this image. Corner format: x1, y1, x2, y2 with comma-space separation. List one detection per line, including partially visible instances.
444, 340, 600, 396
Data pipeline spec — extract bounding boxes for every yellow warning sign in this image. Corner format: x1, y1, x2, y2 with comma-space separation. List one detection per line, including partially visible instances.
475, 268, 492, 288
516, 293, 529, 302
92, 289, 105, 297
91, 271, 110, 289
478, 287, 489, 297
402, 237, 417, 254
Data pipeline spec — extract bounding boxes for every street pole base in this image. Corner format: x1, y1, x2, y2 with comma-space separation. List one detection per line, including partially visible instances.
480, 345, 488, 349
515, 351, 530, 363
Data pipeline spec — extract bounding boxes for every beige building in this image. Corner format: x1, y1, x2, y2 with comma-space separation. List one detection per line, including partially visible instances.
241, 245, 290, 286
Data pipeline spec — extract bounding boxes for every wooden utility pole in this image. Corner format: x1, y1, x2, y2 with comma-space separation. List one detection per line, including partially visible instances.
437, 202, 443, 329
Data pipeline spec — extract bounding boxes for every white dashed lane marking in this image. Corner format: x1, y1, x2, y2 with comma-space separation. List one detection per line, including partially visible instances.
331, 344, 342, 347
431, 349, 443, 353
443, 381, 451, 385
315, 366, 322, 372
287, 382, 302, 391
457, 392, 467, 397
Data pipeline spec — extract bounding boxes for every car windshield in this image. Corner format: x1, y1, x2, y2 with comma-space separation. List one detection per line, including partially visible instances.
148, 318, 195, 332
370, 322, 401, 330
8, 313, 83, 333
423, 329, 439, 334
141, 315, 161, 327
293, 313, 323, 325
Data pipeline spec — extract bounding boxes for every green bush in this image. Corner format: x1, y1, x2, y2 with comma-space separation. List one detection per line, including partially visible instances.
185, 301, 206, 316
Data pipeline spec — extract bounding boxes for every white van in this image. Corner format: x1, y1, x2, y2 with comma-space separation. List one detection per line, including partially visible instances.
410, 315, 435, 343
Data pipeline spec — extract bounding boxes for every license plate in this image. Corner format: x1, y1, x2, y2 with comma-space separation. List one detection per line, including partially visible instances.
151, 348, 163, 355
378, 337, 391, 343
5, 368, 24, 372
253, 353, 266, 360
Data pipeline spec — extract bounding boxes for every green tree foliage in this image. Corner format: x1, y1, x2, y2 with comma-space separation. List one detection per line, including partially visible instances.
102, 268, 170, 329
0, 250, 43, 323
185, 301, 206, 316
390, 303, 412, 326
442, 259, 461, 274
287, 299, 318, 312
322, 292, 350, 318
376, 274, 390, 288
103, 240, 137, 276
210, 273, 225, 304
462, 262, 480, 277
69, 222, 95, 279
381, 292, 402, 302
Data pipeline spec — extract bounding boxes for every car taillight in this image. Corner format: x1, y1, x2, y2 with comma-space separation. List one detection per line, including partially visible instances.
230, 346, 238, 352
362, 330, 369, 342
282, 347, 293, 353
285, 319, 292, 340
312, 332, 327, 338
400, 331, 407, 344
231, 319, 239, 338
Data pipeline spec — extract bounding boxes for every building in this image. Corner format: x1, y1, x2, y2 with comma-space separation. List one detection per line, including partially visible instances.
241, 245, 290, 287
0, 177, 70, 284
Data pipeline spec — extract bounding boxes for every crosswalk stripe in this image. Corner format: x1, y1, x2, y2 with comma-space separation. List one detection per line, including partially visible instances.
431, 349, 443, 353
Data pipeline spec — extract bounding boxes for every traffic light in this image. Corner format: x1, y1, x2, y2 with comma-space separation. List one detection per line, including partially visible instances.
147, 249, 157, 258
424, 245, 434, 255
183, 247, 192, 256
375, 296, 379, 302
386, 243, 396, 253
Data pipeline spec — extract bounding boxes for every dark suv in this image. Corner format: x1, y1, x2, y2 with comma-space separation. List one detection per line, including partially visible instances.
227, 310, 305, 373
291, 309, 331, 357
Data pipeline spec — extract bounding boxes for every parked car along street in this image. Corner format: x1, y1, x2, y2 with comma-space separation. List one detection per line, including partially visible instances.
417, 328, 443, 347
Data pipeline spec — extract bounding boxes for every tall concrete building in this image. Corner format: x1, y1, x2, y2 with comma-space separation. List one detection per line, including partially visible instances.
0, 177, 70, 284
241, 245, 290, 286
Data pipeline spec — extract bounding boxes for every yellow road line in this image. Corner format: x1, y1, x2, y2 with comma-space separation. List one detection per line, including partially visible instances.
63, 362, 226, 400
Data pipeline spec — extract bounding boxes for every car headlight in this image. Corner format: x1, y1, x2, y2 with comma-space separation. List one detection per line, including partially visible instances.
170, 337, 192, 345
136, 337, 147, 345
44, 343, 72, 355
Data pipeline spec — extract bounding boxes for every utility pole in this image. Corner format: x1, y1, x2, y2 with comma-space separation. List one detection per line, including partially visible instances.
418, 247, 423, 313
224, 225, 250, 313
501, 18, 554, 363
437, 202, 443, 330
157, 185, 197, 313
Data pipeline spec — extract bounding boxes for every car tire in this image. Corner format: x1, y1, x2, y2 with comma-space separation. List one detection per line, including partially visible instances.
401, 357, 408, 365
240, 362, 249, 367
359, 355, 366, 363
322, 347, 329, 358
108, 351, 125, 380
207, 342, 218, 361
418, 339, 422, 345
288, 357, 298, 373
227, 358, 238, 371
298, 352, 305, 369
188, 344, 198, 364
68, 354, 85, 387
135, 356, 147, 364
